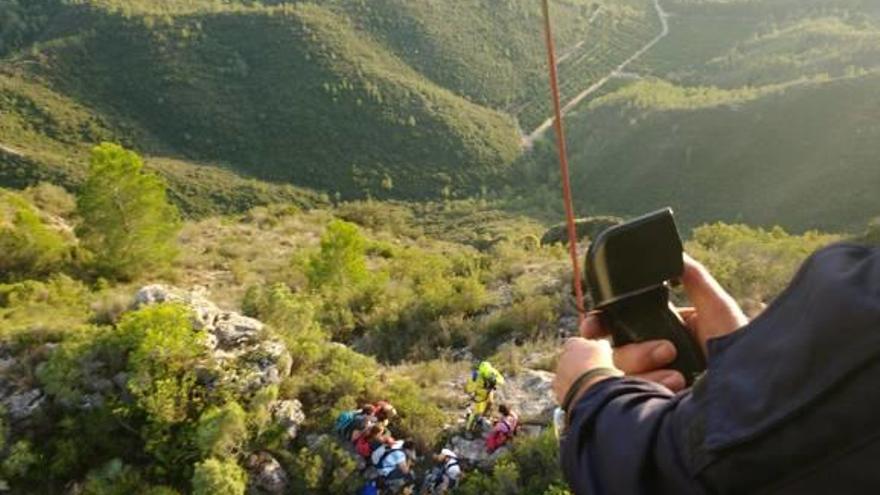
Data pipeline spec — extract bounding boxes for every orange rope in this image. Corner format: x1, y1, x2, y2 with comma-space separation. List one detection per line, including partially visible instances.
541, 0, 586, 326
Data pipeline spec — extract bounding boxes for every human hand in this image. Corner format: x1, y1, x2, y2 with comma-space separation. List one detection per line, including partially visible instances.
578, 254, 748, 391
552, 338, 619, 405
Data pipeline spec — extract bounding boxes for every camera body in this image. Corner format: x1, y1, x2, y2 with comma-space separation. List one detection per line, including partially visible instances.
585, 208, 706, 385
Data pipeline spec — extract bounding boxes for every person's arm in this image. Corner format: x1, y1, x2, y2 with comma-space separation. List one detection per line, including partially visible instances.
554, 256, 747, 494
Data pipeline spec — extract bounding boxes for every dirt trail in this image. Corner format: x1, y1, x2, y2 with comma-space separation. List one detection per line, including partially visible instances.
523, 0, 670, 147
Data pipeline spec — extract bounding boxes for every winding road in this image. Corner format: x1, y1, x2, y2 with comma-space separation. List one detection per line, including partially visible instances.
523, 0, 670, 147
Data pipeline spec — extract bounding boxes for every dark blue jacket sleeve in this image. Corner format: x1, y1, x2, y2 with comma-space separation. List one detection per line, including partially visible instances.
560, 377, 701, 495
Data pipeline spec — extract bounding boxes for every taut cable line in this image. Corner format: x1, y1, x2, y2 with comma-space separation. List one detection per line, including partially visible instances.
541, 0, 586, 326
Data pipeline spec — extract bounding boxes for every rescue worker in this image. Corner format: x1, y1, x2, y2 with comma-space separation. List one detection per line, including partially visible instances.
465, 361, 505, 432
554, 246, 880, 494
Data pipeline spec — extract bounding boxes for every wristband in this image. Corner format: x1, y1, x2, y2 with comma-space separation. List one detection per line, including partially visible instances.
561, 366, 623, 415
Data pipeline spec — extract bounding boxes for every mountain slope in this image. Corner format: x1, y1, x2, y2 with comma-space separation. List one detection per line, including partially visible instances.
1, 0, 525, 202
522, 0, 880, 232
555, 73, 880, 231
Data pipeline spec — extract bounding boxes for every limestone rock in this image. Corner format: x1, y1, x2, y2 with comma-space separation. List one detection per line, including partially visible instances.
133, 285, 290, 393
446, 434, 509, 468
495, 369, 557, 424
271, 399, 306, 445
3, 389, 46, 422
247, 452, 289, 495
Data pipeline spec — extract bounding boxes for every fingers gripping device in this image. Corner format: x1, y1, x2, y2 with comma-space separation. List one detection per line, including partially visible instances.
585, 208, 706, 385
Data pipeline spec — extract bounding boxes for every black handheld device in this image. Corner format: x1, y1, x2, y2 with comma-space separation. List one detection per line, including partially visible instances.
585, 208, 706, 385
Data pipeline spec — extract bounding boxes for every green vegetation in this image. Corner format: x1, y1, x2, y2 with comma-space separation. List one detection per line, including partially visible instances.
0, 171, 863, 492
76, 143, 181, 280
458, 430, 570, 495
685, 223, 840, 306
0, 188, 73, 282
525, 71, 880, 232
1, 0, 879, 492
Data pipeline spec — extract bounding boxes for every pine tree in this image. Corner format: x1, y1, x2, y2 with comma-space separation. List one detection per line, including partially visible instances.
76, 143, 181, 280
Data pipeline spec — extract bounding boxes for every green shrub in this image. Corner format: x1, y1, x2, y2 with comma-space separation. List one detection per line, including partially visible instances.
22, 182, 76, 219
1, 440, 39, 481
76, 143, 181, 281
191, 458, 247, 495
290, 436, 360, 495
457, 430, 568, 495
686, 223, 840, 303
81, 459, 143, 495
306, 220, 369, 289
0, 189, 73, 281
38, 325, 116, 404
381, 377, 447, 448
0, 274, 92, 340
121, 303, 206, 425
195, 402, 248, 459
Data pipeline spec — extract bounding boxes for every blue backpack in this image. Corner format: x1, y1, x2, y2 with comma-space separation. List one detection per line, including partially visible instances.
334, 410, 359, 440
359, 480, 378, 495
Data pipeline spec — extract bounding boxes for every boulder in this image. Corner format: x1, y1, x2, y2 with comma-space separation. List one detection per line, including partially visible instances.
495, 369, 557, 424
2, 389, 46, 422
271, 399, 306, 446
133, 285, 291, 393
446, 434, 509, 468
247, 452, 289, 495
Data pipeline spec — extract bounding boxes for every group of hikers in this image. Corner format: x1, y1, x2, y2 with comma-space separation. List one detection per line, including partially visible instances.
333, 361, 517, 494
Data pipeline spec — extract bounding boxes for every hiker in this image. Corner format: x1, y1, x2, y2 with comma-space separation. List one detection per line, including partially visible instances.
554, 246, 880, 494
372, 439, 417, 493
485, 404, 518, 454
335, 405, 377, 443
373, 400, 398, 428
422, 449, 462, 494
355, 424, 392, 461
464, 361, 504, 432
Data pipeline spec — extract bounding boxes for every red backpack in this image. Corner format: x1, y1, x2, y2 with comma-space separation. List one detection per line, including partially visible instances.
355, 435, 374, 459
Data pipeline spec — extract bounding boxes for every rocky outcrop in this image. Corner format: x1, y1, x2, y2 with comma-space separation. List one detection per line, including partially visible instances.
2, 389, 46, 423
134, 285, 292, 393
247, 452, 289, 495
495, 369, 557, 424
271, 399, 306, 447
446, 434, 510, 468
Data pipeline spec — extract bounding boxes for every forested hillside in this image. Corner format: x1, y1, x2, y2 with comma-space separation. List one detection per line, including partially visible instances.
524, 0, 880, 232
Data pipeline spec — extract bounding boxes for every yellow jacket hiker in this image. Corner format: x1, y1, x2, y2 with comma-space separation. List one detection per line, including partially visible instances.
465, 361, 505, 432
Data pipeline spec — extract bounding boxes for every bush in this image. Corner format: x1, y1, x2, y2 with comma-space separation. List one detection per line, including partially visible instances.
191, 458, 247, 495
381, 377, 447, 449
76, 143, 181, 280
686, 223, 840, 303
195, 402, 248, 458
81, 459, 143, 495
306, 219, 369, 289
121, 303, 206, 425
1, 440, 39, 481
22, 182, 76, 219
0, 274, 92, 340
289, 436, 360, 495
0, 189, 73, 281
456, 430, 569, 495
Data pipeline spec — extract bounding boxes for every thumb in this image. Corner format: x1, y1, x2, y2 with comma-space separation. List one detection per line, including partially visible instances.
681, 254, 748, 329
